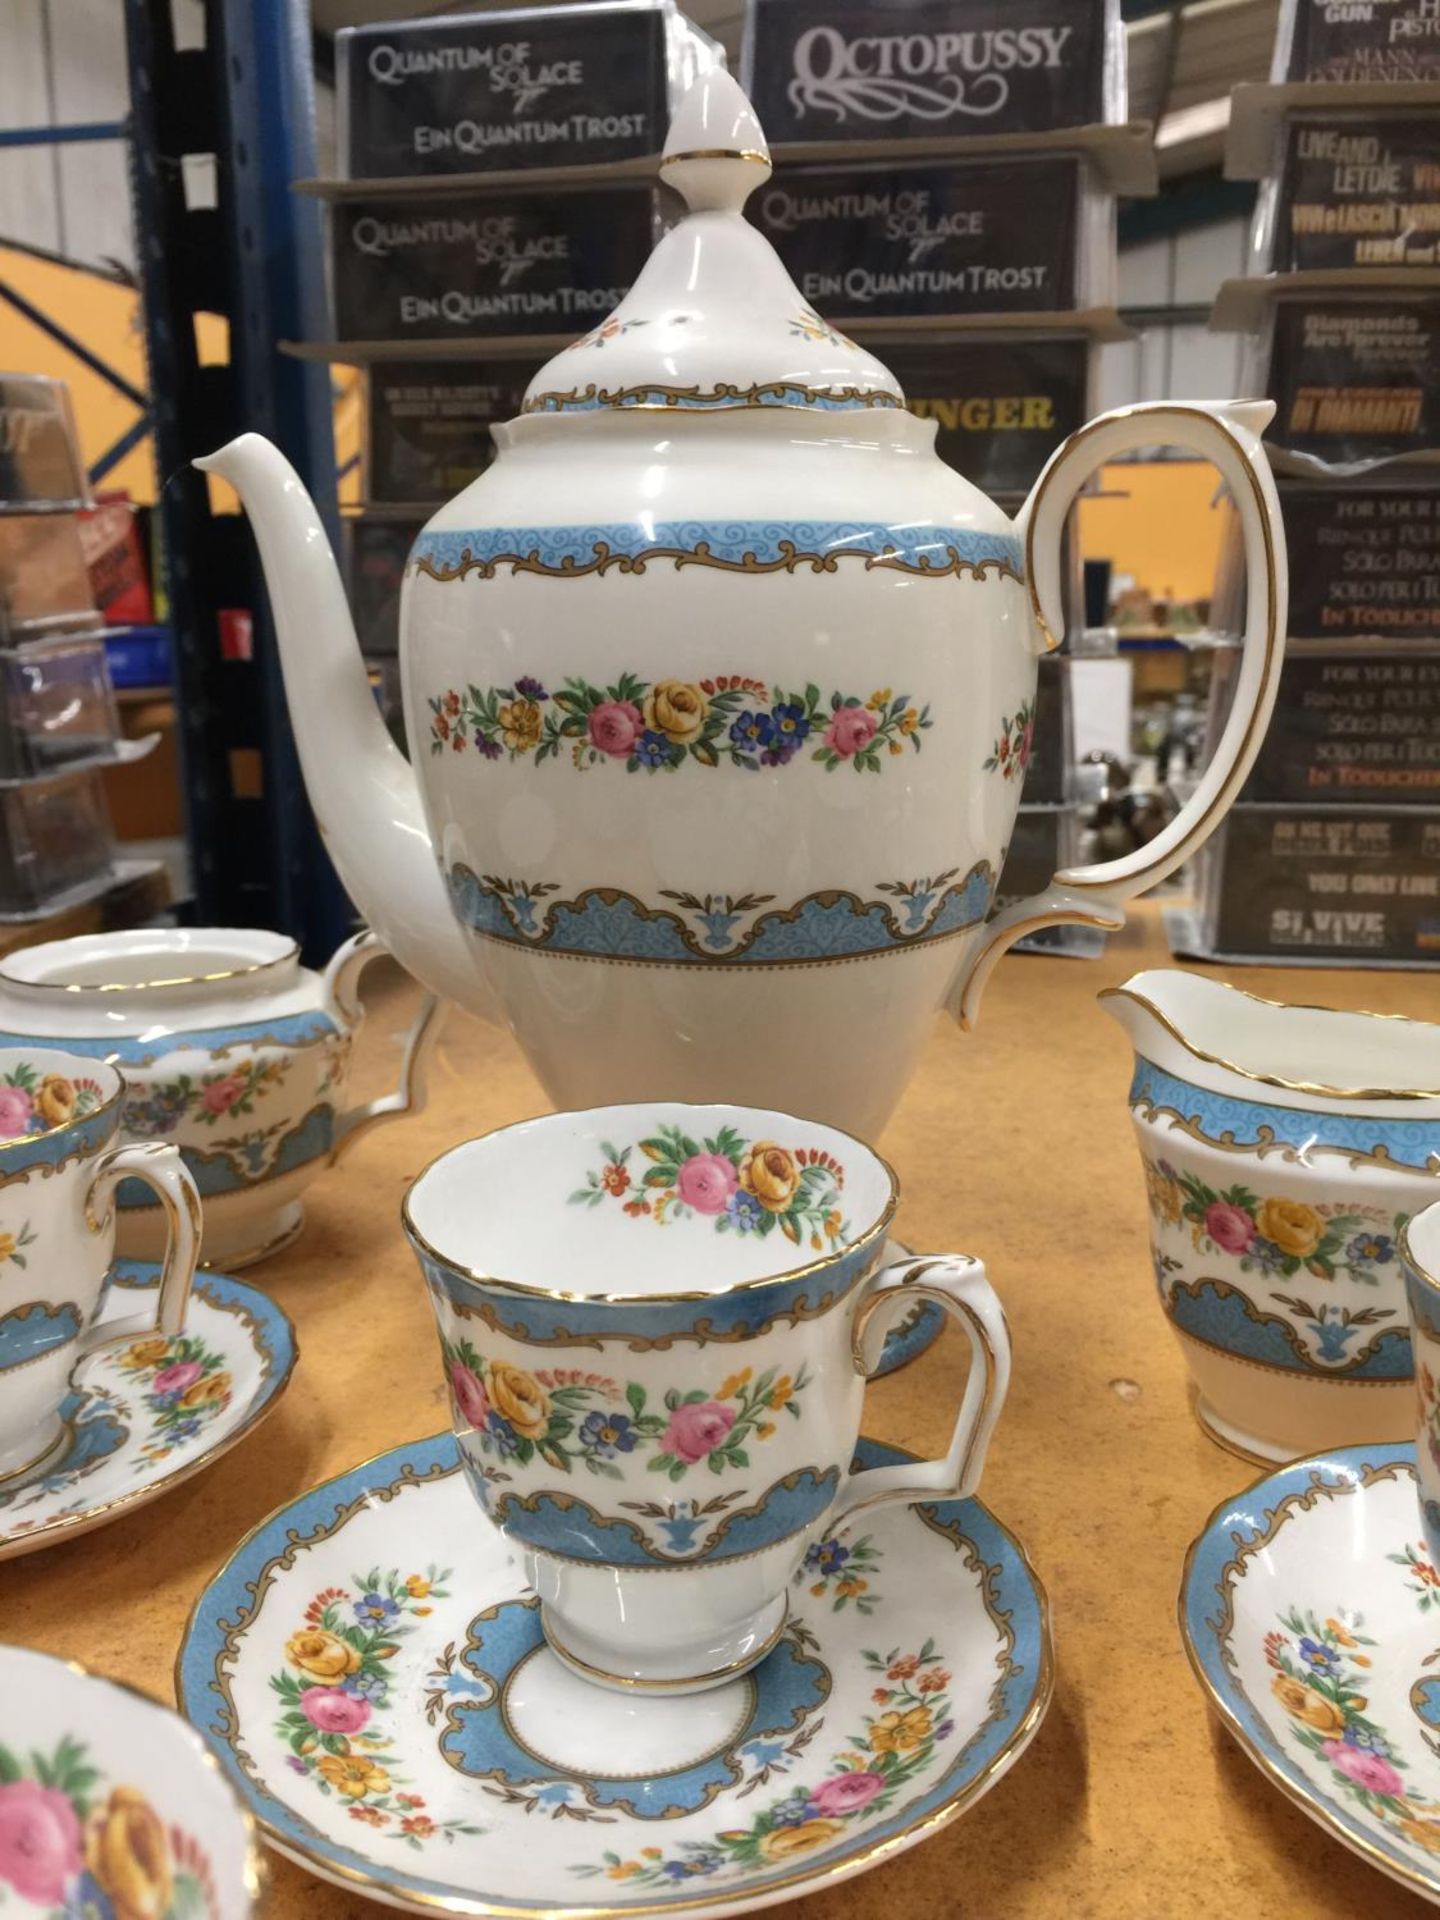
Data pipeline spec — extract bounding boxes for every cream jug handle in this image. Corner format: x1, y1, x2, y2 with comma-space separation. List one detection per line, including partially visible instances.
952, 399, 1287, 1029
322, 931, 446, 1163
829, 1255, 1010, 1530
81, 1141, 201, 1354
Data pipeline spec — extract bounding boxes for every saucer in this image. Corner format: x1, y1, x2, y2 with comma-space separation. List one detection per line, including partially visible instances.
178, 1433, 1053, 1917
0, 1643, 261, 1915
1181, 1443, 1440, 1905
0, 1259, 296, 1562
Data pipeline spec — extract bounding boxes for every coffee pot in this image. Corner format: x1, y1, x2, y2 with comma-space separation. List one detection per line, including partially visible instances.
200, 70, 1286, 1138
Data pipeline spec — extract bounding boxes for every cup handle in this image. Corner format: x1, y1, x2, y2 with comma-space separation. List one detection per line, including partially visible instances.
321, 929, 446, 1164
951, 398, 1288, 1029
829, 1254, 1011, 1530
77, 1141, 202, 1358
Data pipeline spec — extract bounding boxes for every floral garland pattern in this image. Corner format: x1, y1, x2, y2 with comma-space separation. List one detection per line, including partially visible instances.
0, 1732, 216, 1916
115, 1331, 233, 1471
575, 1640, 953, 1886
1143, 1156, 1404, 1284
1264, 1606, 1440, 1856
799, 1532, 883, 1615
428, 675, 931, 774
0, 1219, 36, 1269
982, 698, 1034, 782
444, 1336, 809, 1485
571, 1121, 850, 1248
123, 1057, 290, 1136
271, 1568, 482, 1851
1389, 1539, 1440, 1611
0, 1063, 104, 1141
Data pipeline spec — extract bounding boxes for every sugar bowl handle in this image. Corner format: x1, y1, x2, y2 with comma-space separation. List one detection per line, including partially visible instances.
831, 1254, 1011, 1529
953, 398, 1288, 1028
323, 930, 445, 1163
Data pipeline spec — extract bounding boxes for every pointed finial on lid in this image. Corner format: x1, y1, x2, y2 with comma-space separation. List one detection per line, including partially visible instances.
659, 68, 771, 212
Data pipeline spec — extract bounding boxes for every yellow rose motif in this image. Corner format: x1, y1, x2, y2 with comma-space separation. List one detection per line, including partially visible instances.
497, 698, 542, 753
179, 1372, 231, 1410
285, 1628, 360, 1680
316, 1755, 391, 1800
642, 679, 709, 745
758, 1818, 847, 1862
121, 1338, 171, 1370
85, 1786, 174, 1920
1270, 1672, 1346, 1734
1399, 1817, 1440, 1855
1255, 1198, 1324, 1259
869, 1705, 933, 1755
487, 1361, 550, 1439
1144, 1161, 1182, 1228
405, 1574, 431, 1598
740, 1143, 801, 1214
35, 1075, 77, 1127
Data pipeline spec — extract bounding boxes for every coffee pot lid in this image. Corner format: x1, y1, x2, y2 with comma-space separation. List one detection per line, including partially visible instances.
522, 70, 905, 417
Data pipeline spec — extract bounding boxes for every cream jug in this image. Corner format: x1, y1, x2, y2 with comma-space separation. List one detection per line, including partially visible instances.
199, 71, 1287, 1139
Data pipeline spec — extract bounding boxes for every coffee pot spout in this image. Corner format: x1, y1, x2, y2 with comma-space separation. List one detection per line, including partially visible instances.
194, 434, 491, 1014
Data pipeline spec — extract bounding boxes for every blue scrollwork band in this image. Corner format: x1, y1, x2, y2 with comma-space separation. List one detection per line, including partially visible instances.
1131, 1060, 1440, 1174
446, 862, 994, 969
411, 521, 1025, 584
1157, 1270, 1411, 1381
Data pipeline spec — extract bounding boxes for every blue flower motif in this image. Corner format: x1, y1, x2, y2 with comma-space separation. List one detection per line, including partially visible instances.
729, 710, 774, 753
726, 1190, 765, 1233
171, 1416, 203, 1441
579, 1410, 637, 1459
804, 1537, 849, 1576
769, 701, 811, 747
759, 741, 799, 768
664, 1855, 721, 1878
343, 1670, 389, 1703
771, 1793, 820, 1828
1298, 1636, 1340, 1675
355, 1590, 400, 1628
64, 1873, 116, 1919
1248, 1237, 1287, 1274
1343, 1724, 1391, 1758
634, 729, 672, 769
486, 1412, 520, 1455
1348, 1232, 1394, 1265
514, 676, 547, 702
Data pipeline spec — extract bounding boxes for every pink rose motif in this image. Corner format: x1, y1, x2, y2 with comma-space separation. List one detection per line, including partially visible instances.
588, 700, 643, 758
1203, 1201, 1255, 1256
811, 1772, 886, 1817
151, 1359, 204, 1396
301, 1686, 372, 1735
676, 1153, 739, 1216
201, 1074, 246, 1115
662, 1400, 736, 1464
823, 707, 878, 759
0, 1778, 82, 1905
450, 1362, 490, 1431
1017, 721, 1034, 770
1321, 1740, 1404, 1798
0, 1086, 34, 1138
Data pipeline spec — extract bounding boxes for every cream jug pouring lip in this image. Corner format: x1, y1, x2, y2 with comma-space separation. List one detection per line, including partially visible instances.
1099, 967, 1440, 1107
949, 398, 1289, 1031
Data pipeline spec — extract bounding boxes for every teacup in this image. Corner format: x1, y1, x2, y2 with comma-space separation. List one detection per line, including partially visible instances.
403, 1100, 1011, 1694
1103, 970, 1440, 1465
0, 1045, 200, 1485
1403, 1200, 1440, 1564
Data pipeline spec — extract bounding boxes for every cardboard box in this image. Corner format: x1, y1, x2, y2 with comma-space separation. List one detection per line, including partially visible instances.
1201, 804, 1440, 960
337, 1, 718, 181
744, 0, 1119, 145
330, 187, 657, 343
1254, 111, 1440, 274
1209, 641, 1440, 805
366, 361, 541, 503
889, 333, 1089, 492
1273, 0, 1440, 86
750, 155, 1107, 322
1259, 294, 1440, 466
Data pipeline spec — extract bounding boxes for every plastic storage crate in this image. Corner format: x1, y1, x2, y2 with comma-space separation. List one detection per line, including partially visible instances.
0, 633, 125, 780
0, 768, 116, 920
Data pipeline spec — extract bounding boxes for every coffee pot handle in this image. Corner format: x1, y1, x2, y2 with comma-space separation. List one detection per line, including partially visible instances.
79, 1141, 202, 1356
321, 930, 446, 1163
829, 1254, 1011, 1530
951, 399, 1288, 1030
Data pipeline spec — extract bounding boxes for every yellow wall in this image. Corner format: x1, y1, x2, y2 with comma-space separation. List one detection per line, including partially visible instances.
1076, 459, 1229, 605
0, 242, 362, 507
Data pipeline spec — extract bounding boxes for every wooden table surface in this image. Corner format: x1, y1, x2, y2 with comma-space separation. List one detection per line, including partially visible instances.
9, 904, 1439, 1920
